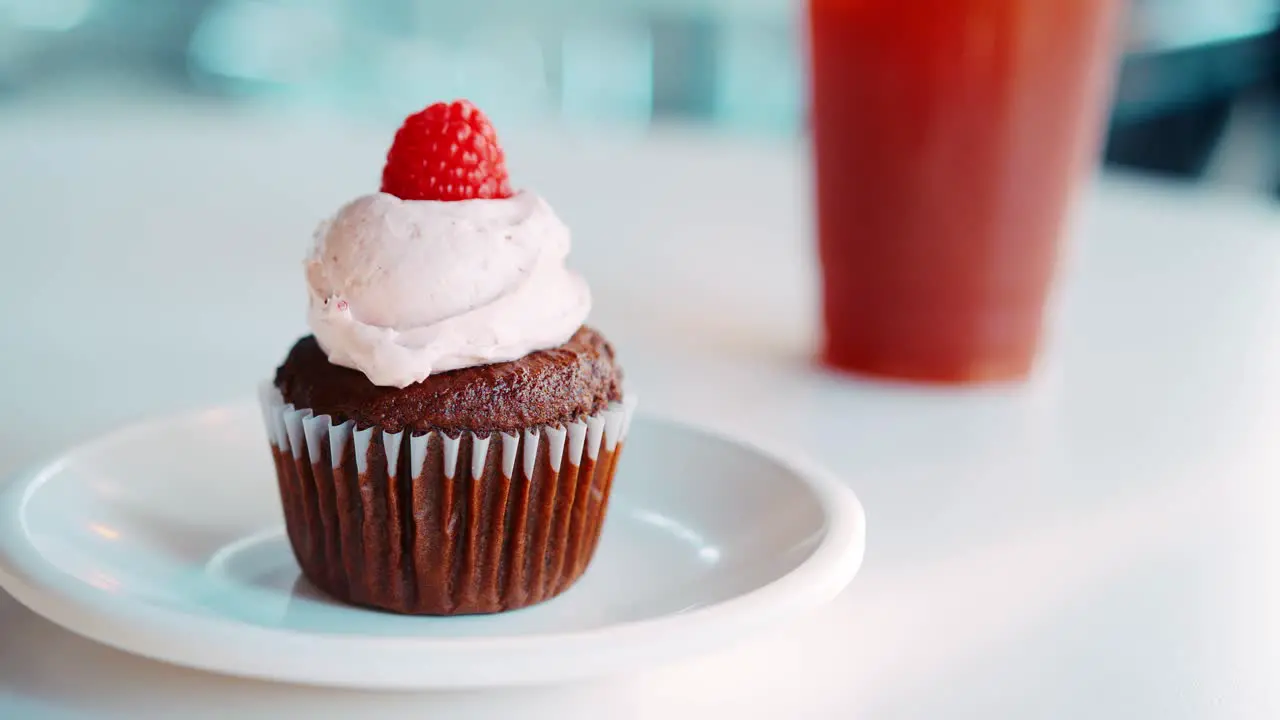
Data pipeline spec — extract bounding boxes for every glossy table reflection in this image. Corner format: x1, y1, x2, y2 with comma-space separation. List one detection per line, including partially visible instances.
1, 100, 1278, 718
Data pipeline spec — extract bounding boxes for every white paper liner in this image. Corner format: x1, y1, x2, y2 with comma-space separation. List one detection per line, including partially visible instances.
259, 382, 635, 478
257, 381, 637, 616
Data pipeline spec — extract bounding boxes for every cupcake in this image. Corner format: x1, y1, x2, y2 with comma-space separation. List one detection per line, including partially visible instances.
258, 100, 635, 616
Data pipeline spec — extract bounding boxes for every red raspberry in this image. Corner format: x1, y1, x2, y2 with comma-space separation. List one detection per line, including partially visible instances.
380, 100, 513, 202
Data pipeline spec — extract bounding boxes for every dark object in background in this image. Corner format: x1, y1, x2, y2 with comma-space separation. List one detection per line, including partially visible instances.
1272, 28, 1280, 199
1106, 95, 1234, 178
1105, 1, 1279, 196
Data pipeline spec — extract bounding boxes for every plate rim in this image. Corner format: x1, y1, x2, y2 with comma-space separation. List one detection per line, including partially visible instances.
0, 400, 866, 689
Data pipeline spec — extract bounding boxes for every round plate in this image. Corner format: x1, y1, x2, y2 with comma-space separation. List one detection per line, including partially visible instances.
0, 402, 865, 690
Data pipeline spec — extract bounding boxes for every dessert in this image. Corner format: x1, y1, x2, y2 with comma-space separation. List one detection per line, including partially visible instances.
258, 100, 634, 615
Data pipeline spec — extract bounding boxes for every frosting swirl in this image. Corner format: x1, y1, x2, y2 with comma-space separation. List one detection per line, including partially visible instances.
305, 191, 590, 388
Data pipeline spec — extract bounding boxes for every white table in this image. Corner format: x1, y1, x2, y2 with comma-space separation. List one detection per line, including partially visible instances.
2, 101, 1279, 719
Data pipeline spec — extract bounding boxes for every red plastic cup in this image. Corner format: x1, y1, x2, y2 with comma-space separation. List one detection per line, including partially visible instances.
809, 0, 1122, 383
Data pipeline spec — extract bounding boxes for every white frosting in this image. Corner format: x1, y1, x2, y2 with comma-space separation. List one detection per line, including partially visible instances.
305, 191, 590, 388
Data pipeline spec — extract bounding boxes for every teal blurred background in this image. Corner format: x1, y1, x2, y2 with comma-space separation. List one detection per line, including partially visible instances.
0, 0, 1277, 197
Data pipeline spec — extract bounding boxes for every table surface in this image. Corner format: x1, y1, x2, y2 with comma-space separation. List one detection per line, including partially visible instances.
1, 100, 1279, 719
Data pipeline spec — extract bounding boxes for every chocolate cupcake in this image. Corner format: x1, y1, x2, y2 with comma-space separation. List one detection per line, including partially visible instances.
258, 100, 635, 615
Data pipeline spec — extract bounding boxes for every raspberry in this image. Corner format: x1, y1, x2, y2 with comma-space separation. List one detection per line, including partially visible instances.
380, 100, 513, 202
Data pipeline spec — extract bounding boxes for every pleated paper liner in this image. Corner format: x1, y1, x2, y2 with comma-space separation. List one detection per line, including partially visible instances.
260, 383, 637, 615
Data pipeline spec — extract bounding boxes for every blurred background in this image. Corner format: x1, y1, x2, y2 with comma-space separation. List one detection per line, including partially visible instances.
0, 0, 1276, 200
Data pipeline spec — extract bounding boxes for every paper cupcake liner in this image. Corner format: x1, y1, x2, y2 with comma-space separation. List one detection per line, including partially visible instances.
259, 382, 636, 616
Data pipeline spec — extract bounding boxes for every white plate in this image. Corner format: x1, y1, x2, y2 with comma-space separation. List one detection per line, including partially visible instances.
0, 402, 865, 690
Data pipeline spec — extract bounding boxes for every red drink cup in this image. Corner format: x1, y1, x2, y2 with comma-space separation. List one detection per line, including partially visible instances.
809, 0, 1122, 383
